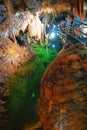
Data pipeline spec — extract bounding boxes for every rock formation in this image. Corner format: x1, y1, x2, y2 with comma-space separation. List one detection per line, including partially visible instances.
39, 43, 87, 130
0, 11, 35, 125
0, 38, 33, 128
0, 38, 33, 82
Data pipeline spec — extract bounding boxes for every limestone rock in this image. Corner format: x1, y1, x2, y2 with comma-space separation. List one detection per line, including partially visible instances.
39, 43, 87, 130
0, 11, 32, 38
0, 38, 33, 81
0, 37, 34, 126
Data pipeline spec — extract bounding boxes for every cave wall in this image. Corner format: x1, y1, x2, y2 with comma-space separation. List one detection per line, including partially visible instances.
39, 43, 87, 130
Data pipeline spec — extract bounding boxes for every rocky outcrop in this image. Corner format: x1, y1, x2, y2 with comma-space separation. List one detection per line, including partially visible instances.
0, 11, 33, 37
0, 10, 37, 128
0, 38, 33, 82
0, 38, 33, 124
39, 43, 87, 130
0, 11, 44, 41
40, 3, 70, 17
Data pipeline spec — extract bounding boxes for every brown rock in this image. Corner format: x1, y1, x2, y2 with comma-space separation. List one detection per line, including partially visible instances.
0, 38, 34, 83
39, 43, 87, 130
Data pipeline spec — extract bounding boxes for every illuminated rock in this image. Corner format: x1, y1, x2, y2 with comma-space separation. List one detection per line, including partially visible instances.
0, 38, 33, 82
39, 43, 87, 130
0, 11, 44, 41
0, 11, 32, 38
0, 37, 34, 126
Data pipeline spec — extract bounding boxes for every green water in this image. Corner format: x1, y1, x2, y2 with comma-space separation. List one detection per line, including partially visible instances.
5, 44, 59, 130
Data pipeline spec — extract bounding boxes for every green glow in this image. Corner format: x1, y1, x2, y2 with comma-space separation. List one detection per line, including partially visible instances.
32, 92, 35, 98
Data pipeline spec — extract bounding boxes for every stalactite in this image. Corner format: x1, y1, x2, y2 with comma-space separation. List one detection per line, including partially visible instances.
4, 0, 14, 16
72, 0, 84, 19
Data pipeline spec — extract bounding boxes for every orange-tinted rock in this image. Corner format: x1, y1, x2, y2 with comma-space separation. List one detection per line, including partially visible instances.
39, 43, 87, 130
0, 37, 34, 126
0, 38, 33, 82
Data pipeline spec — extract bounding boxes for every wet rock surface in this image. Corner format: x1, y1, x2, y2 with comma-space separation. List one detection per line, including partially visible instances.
0, 11, 37, 123
0, 11, 33, 37
0, 38, 33, 79
39, 43, 87, 130
0, 38, 33, 128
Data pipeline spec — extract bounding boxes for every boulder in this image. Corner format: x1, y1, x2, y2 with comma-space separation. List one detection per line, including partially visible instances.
39, 43, 87, 130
